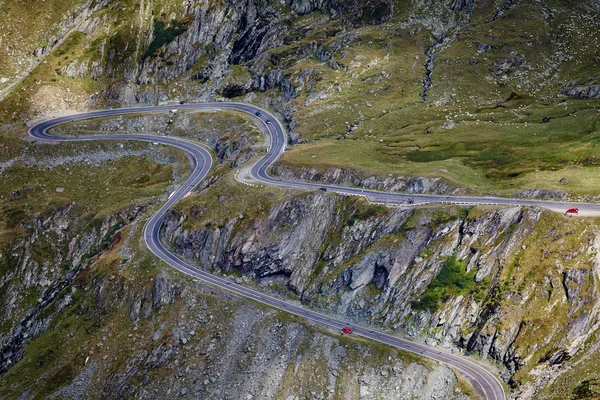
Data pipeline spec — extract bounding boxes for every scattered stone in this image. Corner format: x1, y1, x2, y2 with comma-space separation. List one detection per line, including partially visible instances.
441, 121, 455, 130
56, 187, 65, 193
476, 43, 491, 54
360, 385, 369, 397
494, 56, 523, 75
152, 323, 165, 341
561, 85, 600, 99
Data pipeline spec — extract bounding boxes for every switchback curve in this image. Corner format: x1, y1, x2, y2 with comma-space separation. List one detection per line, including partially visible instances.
29, 103, 507, 400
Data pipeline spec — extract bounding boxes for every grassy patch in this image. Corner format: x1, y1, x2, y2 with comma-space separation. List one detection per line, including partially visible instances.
347, 203, 388, 226
412, 256, 478, 311
174, 169, 286, 231
281, 98, 600, 196
143, 19, 188, 59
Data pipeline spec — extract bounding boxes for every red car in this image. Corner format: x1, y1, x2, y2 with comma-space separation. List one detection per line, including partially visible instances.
565, 208, 579, 215
341, 327, 353, 335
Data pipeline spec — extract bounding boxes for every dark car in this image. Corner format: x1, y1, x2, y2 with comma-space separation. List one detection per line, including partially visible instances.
319, 187, 328, 192
255, 112, 261, 117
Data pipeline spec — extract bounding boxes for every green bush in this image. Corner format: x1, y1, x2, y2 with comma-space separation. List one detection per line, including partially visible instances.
143, 19, 187, 59
412, 256, 479, 311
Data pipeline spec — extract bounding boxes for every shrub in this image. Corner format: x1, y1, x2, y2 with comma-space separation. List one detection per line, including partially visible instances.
412, 256, 478, 311
143, 19, 187, 59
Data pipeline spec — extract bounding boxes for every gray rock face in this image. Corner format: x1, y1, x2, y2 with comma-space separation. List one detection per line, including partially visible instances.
441, 120, 456, 130
152, 270, 180, 308
287, 0, 330, 15
163, 186, 600, 397
450, 0, 474, 12
271, 164, 467, 195
476, 42, 491, 54
494, 56, 524, 75
0, 205, 141, 375
287, 0, 394, 24
515, 188, 569, 201
561, 85, 600, 99
162, 191, 547, 372
3, 230, 464, 399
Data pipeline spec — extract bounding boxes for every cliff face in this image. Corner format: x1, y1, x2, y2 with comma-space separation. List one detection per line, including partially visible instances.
1, 0, 599, 398
0, 179, 467, 400
2, 261, 465, 399
0, 118, 466, 399
0, 203, 141, 375
164, 190, 600, 398
271, 164, 468, 196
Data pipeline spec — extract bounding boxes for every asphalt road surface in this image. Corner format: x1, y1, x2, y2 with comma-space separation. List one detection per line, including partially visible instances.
28, 102, 513, 400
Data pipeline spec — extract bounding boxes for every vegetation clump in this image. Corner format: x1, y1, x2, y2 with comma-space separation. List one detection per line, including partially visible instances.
347, 204, 387, 226
143, 19, 187, 59
412, 256, 479, 311
572, 379, 600, 399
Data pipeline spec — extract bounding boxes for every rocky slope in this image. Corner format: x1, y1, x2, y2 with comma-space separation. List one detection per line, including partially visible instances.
1, 0, 598, 198
0, 117, 467, 399
0, 0, 599, 398
1, 260, 466, 399
165, 188, 600, 399
2, 0, 597, 124
271, 164, 468, 196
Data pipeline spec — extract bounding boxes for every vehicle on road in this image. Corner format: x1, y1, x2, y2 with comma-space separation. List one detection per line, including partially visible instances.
266, 119, 272, 124
255, 112, 261, 116
319, 187, 328, 192
341, 327, 353, 335
566, 208, 579, 215
407, 198, 414, 204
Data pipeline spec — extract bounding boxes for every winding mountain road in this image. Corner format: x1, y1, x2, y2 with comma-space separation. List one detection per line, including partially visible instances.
22, 101, 547, 400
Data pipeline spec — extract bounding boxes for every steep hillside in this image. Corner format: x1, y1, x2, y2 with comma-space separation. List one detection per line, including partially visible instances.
0, 0, 598, 196
165, 180, 600, 399
0, 0, 598, 398
0, 114, 468, 399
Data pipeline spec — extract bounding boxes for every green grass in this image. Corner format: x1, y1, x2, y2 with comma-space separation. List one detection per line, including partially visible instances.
347, 203, 388, 226
281, 97, 600, 196
175, 168, 287, 231
0, 0, 89, 80
0, 152, 174, 221
256, 0, 600, 197
143, 19, 188, 59
412, 256, 478, 312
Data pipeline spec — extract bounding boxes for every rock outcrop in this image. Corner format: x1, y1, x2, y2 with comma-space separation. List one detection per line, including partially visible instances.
271, 164, 467, 195
164, 191, 600, 397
